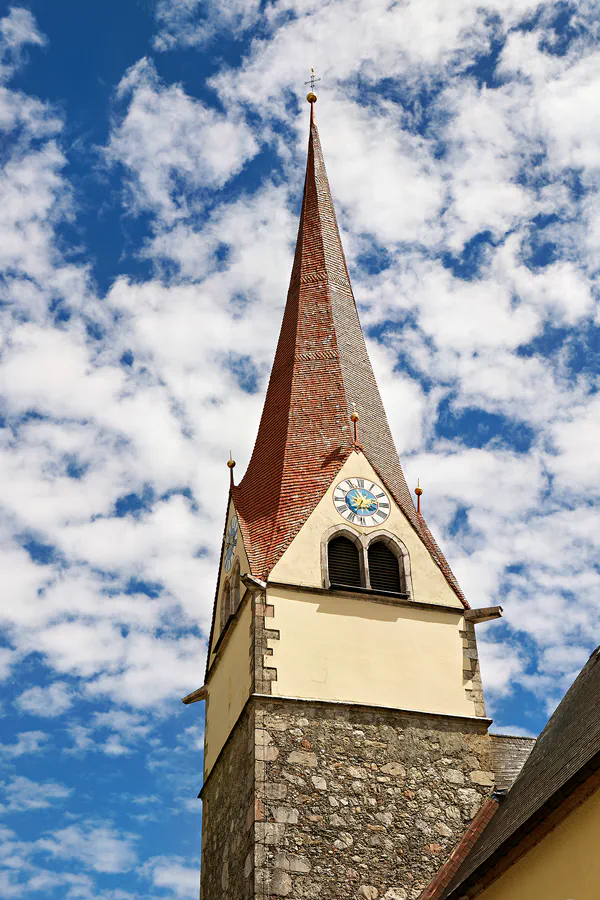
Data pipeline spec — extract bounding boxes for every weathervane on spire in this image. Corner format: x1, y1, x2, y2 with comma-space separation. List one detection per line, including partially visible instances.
305, 66, 320, 104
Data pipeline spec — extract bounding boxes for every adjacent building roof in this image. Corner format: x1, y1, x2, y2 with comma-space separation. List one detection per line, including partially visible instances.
489, 734, 536, 792
232, 102, 467, 605
441, 645, 600, 898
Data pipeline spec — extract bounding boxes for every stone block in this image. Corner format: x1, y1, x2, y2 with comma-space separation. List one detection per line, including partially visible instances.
444, 769, 465, 785
359, 887, 379, 899
266, 719, 289, 732
256, 743, 279, 762
444, 805, 461, 821
265, 782, 288, 801
333, 832, 354, 849
271, 870, 293, 896
311, 776, 327, 790
376, 811, 393, 826
380, 762, 406, 777
255, 822, 285, 845
274, 851, 311, 874
470, 770, 495, 786
288, 750, 317, 767
296, 881, 323, 898
274, 806, 299, 824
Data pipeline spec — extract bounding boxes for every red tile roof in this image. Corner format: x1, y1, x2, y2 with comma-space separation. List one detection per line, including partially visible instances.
233, 103, 468, 607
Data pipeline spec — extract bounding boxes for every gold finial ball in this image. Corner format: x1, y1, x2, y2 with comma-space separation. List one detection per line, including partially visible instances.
227, 457, 236, 470
306, 91, 318, 104
415, 486, 423, 497
350, 412, 359, 423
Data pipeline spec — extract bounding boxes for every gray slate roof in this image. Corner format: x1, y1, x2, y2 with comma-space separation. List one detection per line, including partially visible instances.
444, 645, 600, 897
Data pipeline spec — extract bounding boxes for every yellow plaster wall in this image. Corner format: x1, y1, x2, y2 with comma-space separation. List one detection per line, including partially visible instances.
204, 499, 252, 776
268, 586, 477, 716
269, 451, 463, 609
204, 597, 252, 776
475, 785, 600, 900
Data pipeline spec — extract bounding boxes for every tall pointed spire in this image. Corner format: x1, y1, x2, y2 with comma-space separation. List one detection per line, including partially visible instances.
233, 99, 466, 605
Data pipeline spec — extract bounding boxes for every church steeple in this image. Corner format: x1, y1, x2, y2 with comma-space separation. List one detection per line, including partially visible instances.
233, 98, 466, 605
194, 98, 499, 900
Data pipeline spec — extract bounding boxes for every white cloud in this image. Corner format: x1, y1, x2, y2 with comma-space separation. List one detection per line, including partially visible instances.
0, 7, 45, 81
107, 58, 257, 223
0, 647, 18, 683
141, 855, 199, 898
0, 730, 47, 757
15, 682, 73, 718
1, 776, 71, 812
37, 822, 138, 874
490, 724, 537, 738
209, 0, 544, 116
153, 0, 261, 50
477, 637, 527, 700
548, 394, 600, 493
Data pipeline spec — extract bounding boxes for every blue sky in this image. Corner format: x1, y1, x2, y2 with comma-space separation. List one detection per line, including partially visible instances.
1, 0, 600, 896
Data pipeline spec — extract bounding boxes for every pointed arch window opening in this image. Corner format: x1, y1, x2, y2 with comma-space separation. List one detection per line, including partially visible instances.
324, 527, 411, 599
231, 559, 241, 615
219, 558, 242, 637
368, 539, 405, 595
220, 577, 231, 632
327, 534, 363, 590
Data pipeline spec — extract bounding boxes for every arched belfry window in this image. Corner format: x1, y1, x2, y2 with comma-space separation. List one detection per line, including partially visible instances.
220, 578, 231, 631
231, 559, 241, 615
328, 536, 362, 589
368, 541, 404, 594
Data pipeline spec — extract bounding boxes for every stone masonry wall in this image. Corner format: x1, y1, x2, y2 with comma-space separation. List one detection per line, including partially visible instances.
200, 701, 255, 900
253, 698, 495, 900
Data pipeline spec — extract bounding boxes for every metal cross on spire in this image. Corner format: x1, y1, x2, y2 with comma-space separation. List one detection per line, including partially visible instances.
305, 67, 320, 112
304, 66, 321, 94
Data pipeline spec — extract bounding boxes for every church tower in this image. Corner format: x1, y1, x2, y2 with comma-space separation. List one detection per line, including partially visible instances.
186, 95, 500, 900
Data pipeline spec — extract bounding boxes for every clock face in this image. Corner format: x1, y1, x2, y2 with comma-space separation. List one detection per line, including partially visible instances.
224, 514, 239, 573
333, 478, 391, 527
